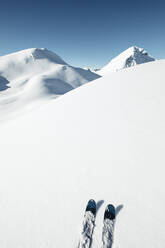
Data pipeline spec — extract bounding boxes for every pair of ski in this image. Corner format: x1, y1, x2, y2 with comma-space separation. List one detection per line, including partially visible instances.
78, 199, 115, 248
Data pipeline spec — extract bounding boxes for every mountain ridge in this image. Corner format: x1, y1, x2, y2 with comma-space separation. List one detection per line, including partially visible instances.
0, 47, 100, 119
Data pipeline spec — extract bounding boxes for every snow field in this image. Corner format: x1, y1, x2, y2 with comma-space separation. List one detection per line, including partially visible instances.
0, 59, 165, 247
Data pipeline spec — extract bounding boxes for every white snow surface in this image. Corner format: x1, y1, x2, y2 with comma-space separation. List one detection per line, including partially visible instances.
0, 59, 165, 248
98, 46, 155, 75
0, 48, 100, 120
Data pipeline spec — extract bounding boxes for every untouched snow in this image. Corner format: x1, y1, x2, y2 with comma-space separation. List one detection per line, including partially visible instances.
0, 59, 165, 248
0, 48, 100, 120
98, 46, 155, 75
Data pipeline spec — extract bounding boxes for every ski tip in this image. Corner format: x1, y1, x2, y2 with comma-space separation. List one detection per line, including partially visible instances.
104, 204, 116, 220
85, 199, 96, 216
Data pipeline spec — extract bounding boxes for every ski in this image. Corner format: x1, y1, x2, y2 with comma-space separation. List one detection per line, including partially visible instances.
78, 199, 96, 248
102, 204, 116, 248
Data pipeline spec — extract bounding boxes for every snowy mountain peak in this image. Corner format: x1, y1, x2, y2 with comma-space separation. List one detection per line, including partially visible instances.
98, 46, 155, 75
28, 48, 67, 65
0, 48, 67, 65
118, 46, 154, 64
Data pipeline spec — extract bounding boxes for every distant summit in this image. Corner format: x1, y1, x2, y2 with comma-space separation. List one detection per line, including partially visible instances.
83, 67, 100, 73
98, 46, 155, 75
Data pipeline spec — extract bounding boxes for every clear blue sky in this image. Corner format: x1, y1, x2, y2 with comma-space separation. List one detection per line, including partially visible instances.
0, 0, 165, 68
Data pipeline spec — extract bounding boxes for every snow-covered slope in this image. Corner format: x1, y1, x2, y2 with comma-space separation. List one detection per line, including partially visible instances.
98, 46, 155, 75
0, 48, 100, 119
0, 59, 165, 248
